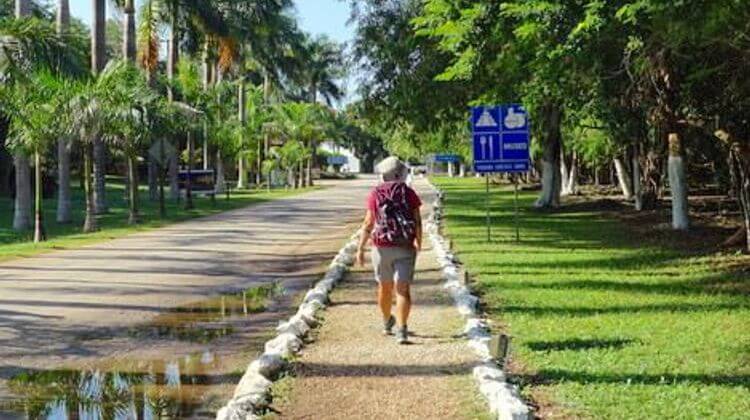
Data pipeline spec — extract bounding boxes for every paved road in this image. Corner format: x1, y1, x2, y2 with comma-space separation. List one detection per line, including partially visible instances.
0, 177, 374, 384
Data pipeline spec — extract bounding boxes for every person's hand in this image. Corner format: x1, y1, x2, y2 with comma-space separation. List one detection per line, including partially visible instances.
357, 248, 367, 266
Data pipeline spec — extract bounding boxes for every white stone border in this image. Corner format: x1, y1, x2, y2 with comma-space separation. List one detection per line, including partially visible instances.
216, 229, 362, 420
425, 182, 531, 420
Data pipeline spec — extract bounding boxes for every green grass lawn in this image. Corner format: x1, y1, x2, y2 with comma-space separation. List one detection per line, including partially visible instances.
0, 179, 319, 262
432, 177, 750, 419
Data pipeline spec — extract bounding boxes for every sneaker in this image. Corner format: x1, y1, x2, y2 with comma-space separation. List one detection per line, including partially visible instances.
383, 315, 396, 335
396, 326, 409, 344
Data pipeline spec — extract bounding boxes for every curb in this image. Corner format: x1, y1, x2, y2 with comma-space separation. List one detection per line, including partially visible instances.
216, 229, 362, 420
425, 182, 531, 420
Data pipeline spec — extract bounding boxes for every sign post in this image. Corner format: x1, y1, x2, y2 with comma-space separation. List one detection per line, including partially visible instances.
471, 105, 530, 243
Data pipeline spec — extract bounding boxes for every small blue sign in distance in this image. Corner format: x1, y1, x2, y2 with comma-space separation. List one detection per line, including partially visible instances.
327, 155, 348, 165
434, 154, 461, 163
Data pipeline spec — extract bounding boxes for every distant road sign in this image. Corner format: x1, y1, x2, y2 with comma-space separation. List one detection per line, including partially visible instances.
327, 155, 348, 166
434, 154, 461, 163
471, 105, 530, 173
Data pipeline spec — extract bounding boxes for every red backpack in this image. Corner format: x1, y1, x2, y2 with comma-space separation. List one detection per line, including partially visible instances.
372, 182, 417, 246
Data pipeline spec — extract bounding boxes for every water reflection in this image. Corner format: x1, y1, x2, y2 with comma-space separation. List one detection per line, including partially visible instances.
129, 284, 281, 343
2, 284, 282, 419
5, 351, 228, 420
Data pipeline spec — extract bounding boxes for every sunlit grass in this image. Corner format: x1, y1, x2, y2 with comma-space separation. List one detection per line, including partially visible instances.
433, 176, 750, 419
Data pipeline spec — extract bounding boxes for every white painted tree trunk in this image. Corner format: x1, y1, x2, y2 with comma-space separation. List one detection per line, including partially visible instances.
668, 156, 689, 230
448, 162, 455, 177
535, 160, 561, 208
56, 139, 71, 223
560, 150, 570, 196
566, 152, 578, 195
614, 157, 633, 199
668, 133, 689, 230
237, 157, 247, 189
13, 154, 32, 231
459, 163, 466, 177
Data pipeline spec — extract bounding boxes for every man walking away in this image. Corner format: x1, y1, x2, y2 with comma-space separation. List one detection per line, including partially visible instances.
356, 157, 422, 344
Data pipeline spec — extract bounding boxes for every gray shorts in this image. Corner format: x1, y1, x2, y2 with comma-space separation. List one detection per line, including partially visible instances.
371, 246, 417, 284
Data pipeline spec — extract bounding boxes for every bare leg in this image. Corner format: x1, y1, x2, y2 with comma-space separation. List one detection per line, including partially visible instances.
395, 282, 411, 328
378, 281, 394, 321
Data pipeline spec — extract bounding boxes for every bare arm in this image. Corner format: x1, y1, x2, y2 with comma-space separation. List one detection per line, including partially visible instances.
356, 210, 374, 266
413, 207, 422, 252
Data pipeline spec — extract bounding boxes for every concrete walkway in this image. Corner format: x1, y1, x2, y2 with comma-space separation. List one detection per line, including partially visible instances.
0, 177, 375, 413
269, 180, 487, 419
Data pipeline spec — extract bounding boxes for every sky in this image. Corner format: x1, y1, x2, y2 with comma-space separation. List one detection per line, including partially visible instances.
66, 0, 354, 45
65, 0, 357, 104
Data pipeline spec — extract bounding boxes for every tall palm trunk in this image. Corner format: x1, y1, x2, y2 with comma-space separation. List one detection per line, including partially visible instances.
258, 72, 271, 186
215, 150, 225, 193
56, 0, 72, 224
167, 1, 179, 102
15, 0, 31, 16
185, 131, 194, 210
12, 1, 32, 231
92, 0, 108, 214
237, 80, 248, 189
13, 154, 31, 231
307, 84, 317, 187
83, 144, 97, 233
167, 2, 180, 200
33, 150, 45, 242
127, 155, 139, 224
202, 40, 211, 171
122, 0, 136, 61
56, 138, 71, 223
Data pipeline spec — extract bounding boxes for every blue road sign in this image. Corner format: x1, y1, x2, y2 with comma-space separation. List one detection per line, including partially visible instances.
471, 104, 530, 173
327, 155, 348, 166
472, 106, 501, 133
434, 154, 461, 163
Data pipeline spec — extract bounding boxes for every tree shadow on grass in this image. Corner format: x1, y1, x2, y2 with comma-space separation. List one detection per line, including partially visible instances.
526, 338, 637, 352
518, 369, 750, 388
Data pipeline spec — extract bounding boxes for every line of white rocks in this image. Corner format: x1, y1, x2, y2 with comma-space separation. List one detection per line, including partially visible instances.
425, 182, 531, 420
216, 229, 362, 420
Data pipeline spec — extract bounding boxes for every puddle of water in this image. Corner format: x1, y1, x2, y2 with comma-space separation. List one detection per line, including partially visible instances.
1, 283, 284, 419
129, 283, 282, 343
1, 350, 235, 419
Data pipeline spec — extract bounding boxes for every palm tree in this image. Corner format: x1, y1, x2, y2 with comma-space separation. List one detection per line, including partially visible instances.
2, 11, 88, 234
98, 61, 158, 224
5, 72, 73, 242
11, 0, 32, 232
122, 0, 136, 61
92, 0, 108, 215
300, 35, 344, 187
55, 0, 72, 224
68, 81, 105, 233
